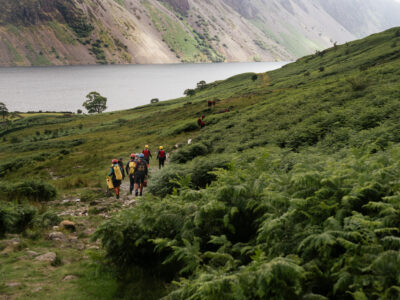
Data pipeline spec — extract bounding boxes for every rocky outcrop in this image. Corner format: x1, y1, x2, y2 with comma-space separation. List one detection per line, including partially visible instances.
35, 252, 57, 262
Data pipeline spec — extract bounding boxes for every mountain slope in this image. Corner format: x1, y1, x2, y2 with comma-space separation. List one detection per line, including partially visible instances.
320, 0, 400, 38
0, 0, 399, 66
1, 28, 400, 298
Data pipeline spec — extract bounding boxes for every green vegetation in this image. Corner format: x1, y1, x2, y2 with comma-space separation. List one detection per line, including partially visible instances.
1, 28, 400, 298
82, 92, 108, 114
0, 102, 8, 120
48, 21, 76, 45
2, 37, 24, 65
145, 1, 224, 62
54, 1, 94, 38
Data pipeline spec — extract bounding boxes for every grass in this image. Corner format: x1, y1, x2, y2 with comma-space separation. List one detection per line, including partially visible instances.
48, 21, 76, 45
1, 27, 400, 299
0, 243, 118, 299
2, 37, 24, 65
144, 1, 211, 62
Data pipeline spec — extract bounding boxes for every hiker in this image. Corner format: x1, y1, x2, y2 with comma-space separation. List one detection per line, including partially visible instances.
108, 159, 124, 199
118, 158, 125, 179
134, 153, 148, 196
201, 120, 205, 128
142, 145, 152, 165
212, 100, 216, 107
197, 117, 202, 127
125, 153, 136, 195
208, 100, 212, 107
157, 146, 167, 169
201, 114, 205, 120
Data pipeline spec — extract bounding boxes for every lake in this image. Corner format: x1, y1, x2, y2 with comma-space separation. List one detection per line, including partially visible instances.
0, 62, 287, 112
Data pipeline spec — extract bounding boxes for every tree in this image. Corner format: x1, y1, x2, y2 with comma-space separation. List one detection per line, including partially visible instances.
0, 102, 8, 120
151, 98, 160, 104
82, 92, 107, 114
197, 80, 206, 90
184, 89, 196, 97
77, 109, 83, 114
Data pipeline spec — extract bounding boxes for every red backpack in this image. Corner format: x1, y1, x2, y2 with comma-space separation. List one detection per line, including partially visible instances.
143, 149, 150, 158
159, 150, 165, 158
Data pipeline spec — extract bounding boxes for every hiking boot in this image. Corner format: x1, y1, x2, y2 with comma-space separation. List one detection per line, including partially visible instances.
139, 192, 142, 196
116, 194, 120, 199
135, 190, 138, 197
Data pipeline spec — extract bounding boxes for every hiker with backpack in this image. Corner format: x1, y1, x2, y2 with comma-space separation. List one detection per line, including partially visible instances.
157, 146, 167, 169
142, 145, 152, 165
134, 153, 148, 196
108, 159, 124, 199
126, 153, 136, 195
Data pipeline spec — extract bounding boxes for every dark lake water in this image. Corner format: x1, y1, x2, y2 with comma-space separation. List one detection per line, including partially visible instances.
0, 62, 287, 112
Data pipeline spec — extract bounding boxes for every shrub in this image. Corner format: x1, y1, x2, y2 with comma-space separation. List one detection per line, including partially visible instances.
164, 120, 198, 136
10, 136, 21, 143
0, 202, 37, 237
346, 76, 368, 91
190, 156, 231, 188
80, 189, 103, 202
35, 211, 61, 228
148, 154, 231, 197
147, 165, 186, 197
51, 252, 63, 267
170, 143, 210, 164
0, 180, 57, 202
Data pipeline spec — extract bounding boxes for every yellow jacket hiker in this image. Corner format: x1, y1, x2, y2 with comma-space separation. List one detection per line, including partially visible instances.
108, 159, 124, 199
125, 153, 137, 195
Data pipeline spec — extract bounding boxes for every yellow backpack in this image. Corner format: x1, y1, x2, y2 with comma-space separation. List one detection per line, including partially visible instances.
106, 176, 114, 189
129, 161, 135, 175
113, 165, 123, 180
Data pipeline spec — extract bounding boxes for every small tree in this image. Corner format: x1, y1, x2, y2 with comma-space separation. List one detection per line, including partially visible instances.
77, 109, 83, 114
151, 98, 159, 104
0, 102, 8, 120
251, 74, 258, 81
184, 89, 196, 97
197, 80, 206, 90
82, 92, 107, 114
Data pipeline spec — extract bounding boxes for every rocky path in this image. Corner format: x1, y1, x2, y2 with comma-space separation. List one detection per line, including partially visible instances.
0, 163, 162, 299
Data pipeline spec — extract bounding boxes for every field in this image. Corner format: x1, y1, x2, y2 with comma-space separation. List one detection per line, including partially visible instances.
1, 27, 400, 299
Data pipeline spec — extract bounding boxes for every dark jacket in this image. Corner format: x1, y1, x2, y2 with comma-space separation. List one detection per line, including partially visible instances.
134, 158, 148, 176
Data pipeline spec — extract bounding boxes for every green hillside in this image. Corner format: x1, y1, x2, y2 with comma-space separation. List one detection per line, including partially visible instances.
1, 27, 400, 299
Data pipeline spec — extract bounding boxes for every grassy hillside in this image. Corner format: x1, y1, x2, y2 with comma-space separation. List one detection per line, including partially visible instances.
1, 27, 400, 299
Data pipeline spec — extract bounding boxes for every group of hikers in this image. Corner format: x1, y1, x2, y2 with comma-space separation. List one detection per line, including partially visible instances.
106, 145, 167, 199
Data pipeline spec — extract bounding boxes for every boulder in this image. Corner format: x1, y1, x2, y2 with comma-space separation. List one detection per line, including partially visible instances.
35, 252, 56, 263
26, 250, 39, 258
62, 275, 78, 281
60, 220, 76, 231
32, 286, 43, 292
48, 232, 66, 241
6, 282, 21, 287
